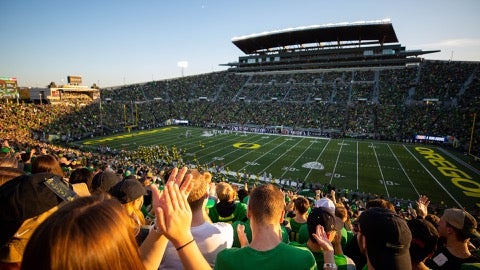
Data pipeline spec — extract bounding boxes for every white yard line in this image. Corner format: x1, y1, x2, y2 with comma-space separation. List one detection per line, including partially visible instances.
207, 134, 267, 160
356, 141, 359, 190
371, 142, 390, 198
387, 144, 420, 197
403, 145, 463, 208
254, 137, 306, 175
304, 139, 331, 181
279, 138, 314, 179
223, 135, 282, 166
329, 140, 344, 184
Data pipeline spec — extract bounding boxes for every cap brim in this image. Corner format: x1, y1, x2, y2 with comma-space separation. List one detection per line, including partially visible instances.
467, 229, 480, 239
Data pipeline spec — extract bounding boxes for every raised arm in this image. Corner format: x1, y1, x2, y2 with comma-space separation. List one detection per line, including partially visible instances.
140, 167, 211, 270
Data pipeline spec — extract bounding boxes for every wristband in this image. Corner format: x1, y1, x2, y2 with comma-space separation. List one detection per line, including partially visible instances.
323, 263, 337, 269
176, 239, 195, 251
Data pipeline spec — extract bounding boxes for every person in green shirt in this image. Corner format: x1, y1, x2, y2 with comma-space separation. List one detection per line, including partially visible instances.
292, 207, 356, 270
214, 184, 316, 270
208, 182, 247, 224
286, 196, 310, 242
231, 219, 289, 248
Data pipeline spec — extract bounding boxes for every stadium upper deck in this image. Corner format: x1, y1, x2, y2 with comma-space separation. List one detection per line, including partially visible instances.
224, 20, 439, 72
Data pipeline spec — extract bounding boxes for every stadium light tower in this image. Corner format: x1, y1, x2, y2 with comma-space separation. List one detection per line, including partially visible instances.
177, 61, 188, 77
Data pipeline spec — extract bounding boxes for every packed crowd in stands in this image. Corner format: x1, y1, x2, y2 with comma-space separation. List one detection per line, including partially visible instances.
1, 146, 479, 269
0, 59, 479, 268
100, 60, 479, 154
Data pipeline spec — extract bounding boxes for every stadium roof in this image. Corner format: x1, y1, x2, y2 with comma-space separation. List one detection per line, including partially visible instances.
232, 19, 399, 54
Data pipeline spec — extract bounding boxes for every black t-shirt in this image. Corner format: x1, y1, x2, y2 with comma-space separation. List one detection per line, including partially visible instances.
426, 246, 480, 270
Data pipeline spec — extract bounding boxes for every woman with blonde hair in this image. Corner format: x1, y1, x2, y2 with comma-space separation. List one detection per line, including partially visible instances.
22, 166, 213, 270
108, 178, 148, 243
22, 194, 145, 270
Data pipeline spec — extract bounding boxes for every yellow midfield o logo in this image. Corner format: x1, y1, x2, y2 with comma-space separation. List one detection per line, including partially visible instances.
233, 143, 261, 149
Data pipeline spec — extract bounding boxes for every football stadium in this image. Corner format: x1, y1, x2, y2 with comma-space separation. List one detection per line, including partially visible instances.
1, 19, 480, 269
2, 20, 478, 207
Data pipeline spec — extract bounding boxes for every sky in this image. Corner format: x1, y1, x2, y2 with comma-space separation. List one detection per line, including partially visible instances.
1, 0, 480, 88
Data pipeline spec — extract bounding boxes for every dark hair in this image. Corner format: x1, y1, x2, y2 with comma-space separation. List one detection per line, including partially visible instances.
366, 198, 395, 211
0, 167, 25, 187
31, 155, 63, 176
69, 168, 94, 190
294, 197, 310, 215
237, 188, 249, 203
407, 218, 439, 264
307, 207, 336, 241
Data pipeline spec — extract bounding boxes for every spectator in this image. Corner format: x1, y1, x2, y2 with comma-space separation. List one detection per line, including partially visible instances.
108, 178, 148, 244
68, 167, 94, 190
335, 203, 355, 251
22, 195, 146, 270
31, 154, 64, 177
426, 208, 480, 269
286, 196, 310, 242
161, 169, 233, 269
0, 157, 19, 169
90, 170, 121, 194
21, 166, 212, 270
0, 167, 24, 187
357, 207, 412, 270
293, 207, 356, 270
0, 173, 72, 268
208, 182, 247, 223
214, 184, 317, 270
237, 183, 250, 204
408, 218, 439, 270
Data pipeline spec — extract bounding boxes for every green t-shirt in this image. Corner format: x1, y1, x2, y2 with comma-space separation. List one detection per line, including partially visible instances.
232, 220, 289, 248
298, 223, 310, 244
290, 242, 350, 270
209, 202, 248, 224
340, 227, 355, 251
287, 217, 307, 242
215, 242, 316, 270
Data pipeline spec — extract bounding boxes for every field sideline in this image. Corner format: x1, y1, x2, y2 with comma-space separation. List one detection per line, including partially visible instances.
80, 126, 480, 210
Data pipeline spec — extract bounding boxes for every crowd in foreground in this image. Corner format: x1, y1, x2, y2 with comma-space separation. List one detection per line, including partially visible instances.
0, 137, 479, 270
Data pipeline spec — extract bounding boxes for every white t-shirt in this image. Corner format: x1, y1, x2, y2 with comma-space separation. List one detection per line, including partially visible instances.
160, 222, 234, 269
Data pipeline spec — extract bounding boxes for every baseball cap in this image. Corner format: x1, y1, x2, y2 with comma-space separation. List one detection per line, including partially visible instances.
358, 207, 412, 270
315, 197, 336, 215
91, 171, 121, 193
441, 208, 480, 239
307, 207, 336, 241
109, 179, 147, 204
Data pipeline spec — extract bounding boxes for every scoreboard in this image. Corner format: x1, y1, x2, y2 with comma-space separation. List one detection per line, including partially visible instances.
67, 76, 82, 85
0, 77, 18, 99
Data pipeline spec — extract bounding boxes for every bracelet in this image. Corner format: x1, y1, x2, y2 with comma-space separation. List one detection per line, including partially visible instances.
176, 239, 195, 251
323, 263, 337, 269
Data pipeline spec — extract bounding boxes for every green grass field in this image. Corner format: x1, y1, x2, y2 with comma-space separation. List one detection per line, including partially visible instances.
80, 126, 480, 210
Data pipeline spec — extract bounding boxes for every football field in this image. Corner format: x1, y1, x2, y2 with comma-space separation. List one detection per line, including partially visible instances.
80, 126, 480, 210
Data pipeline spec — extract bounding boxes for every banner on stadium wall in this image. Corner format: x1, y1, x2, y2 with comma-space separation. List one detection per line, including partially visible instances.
415, 134, 446, 142
173, 119, 189, 125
